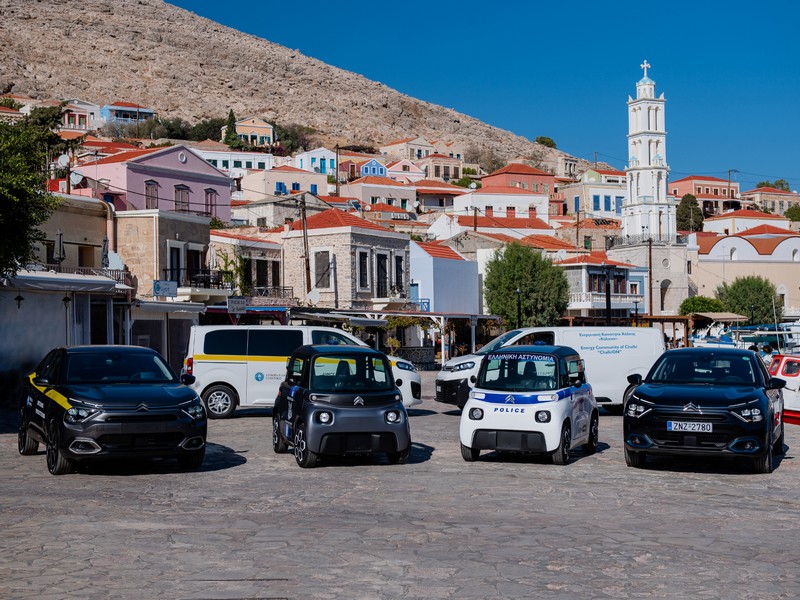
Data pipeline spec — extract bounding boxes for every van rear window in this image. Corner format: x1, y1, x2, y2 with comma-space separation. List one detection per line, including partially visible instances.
204, 330, 247, 355
249, 330, 304, 357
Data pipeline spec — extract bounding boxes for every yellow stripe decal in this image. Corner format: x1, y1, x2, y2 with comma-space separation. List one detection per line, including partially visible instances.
29, 373, 72, 410
193, 354, 288, 363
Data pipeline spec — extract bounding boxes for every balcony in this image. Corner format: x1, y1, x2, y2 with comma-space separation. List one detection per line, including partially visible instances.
44, 264, 130, 286
568, 292, 644, 310
163, 268, 233, 289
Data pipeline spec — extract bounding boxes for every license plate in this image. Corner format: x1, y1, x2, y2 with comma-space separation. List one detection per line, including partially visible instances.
667, 421, 712, 432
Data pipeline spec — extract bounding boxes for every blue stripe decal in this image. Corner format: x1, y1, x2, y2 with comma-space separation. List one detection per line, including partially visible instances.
475, 388, 573, 404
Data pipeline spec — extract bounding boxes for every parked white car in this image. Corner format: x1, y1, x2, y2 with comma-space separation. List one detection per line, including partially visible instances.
459, 345, 598, 465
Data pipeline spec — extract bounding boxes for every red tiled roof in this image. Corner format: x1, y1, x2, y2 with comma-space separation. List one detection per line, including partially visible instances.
382, 137, 417, 146
556, 251, 635, 268
473, 232, 520, 244
518, 235, 576, 250
211, 229, 276, 244
670, 175, 729, 184
737, 224, 797, 236
348, 175, 407, 187
558, 218, 622, 230
704, 209, 785, 221
416, 242, 464, 260
230, 200, 250, 207
110, 101, 148, 109
741, 186, 798, 196
278, 208, 392, 233
271, 165, 310, 173
0, 105, 22, 114
595, 169, 626, 176
319, 195, 358, 204
365, 203, 410, 214
487, 163, 552, 177
473, 185, 542, 195
86, 147, 163, 165
417, 153, 460, 160
454, 215, 552, 230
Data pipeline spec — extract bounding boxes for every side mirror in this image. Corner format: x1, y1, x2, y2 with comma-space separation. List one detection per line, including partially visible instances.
768, 377, 786, 390
32, 376, 50, 387
470, 375, 477, 384
180, 373, 196, 385
627, 373, 643, 385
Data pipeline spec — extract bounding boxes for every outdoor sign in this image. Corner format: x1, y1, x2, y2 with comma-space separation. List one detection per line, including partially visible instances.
152, 280, 178, 297
227, 296, 247, 314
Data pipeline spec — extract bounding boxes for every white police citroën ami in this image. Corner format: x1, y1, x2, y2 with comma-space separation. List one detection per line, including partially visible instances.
459, 345, 598, 465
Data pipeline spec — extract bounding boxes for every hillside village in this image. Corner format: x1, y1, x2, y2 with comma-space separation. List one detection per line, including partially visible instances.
3, 64, 800, 405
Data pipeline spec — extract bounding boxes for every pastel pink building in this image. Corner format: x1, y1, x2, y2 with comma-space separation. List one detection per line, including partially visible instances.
481, 163, 556, 195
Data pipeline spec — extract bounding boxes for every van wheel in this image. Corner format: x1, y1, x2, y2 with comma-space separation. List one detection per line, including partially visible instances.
582, 412, 599, 455
46, 420, 73, 475
202, 385, 237, 419
461, 443, 479, 462
273, 414, 288, 453
624, 446, 646, 468
294, 423, 318, 468
552, 422, 571, 465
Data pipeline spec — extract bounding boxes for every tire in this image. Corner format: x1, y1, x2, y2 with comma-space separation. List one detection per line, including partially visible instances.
272, 414, 288, 453
582, 411, 599, 455
752, 439, 774, 474
293, 422, 318, 468
178, 448, 205, 470
17, 409, 39, 456
202, 385, 238, 419
773, 420, 785, 455
461, 443, 479, 462
624, 445, 646, 468
387, 446, 411, 465
552, 422, 571, 465
45, 420, 73, 475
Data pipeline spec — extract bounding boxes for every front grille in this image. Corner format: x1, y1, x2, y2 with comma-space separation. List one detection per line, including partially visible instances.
319, 432, 397, 454
473, 430, 547, 452
411, 381, 421, 399
435, 380, 461, 404
650, 413, 728, 423
97, 432, 183, 450
103, 414, 179, 423
650, 431, 732, 449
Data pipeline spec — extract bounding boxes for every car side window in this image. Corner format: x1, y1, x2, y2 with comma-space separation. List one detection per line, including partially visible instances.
311, 330, 359, 346
38, 350, 62, 383
782, 360, 800, 377
204, 330, 247, 355
250, 329, 304, 356
287, 357, 305, 385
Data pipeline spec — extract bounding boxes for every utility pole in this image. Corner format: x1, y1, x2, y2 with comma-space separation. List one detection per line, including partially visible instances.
299, 196, 312, 295
335, 144, 340, 197
575, 210, 581, 251
473, 207, 477, 232
648, 237, 654, 316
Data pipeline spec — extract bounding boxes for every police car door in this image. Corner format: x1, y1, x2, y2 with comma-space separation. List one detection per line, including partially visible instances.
566, 356, 589, 441
247, 329, 304, 405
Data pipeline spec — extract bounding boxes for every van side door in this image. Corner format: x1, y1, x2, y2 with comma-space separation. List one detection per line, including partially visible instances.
247, 329, 304, 405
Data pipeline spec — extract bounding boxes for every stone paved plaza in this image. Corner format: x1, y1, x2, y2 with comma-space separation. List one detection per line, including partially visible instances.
1, 371, 800, 599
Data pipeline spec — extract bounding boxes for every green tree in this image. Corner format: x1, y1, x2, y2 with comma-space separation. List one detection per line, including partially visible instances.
272, 122, 317, 155
189, 117, 227, 141
209, 216, 226, 229
784, 204, 800, 221
757, 178, 790, 191
0, 120, 60, 275
676, 193, 704, 232
223, 109, 238, 145
535, 136, 557, 149
159, 117, 191, 139
716, 276, 782, 325
452, 176, 479, 188
678, 295, 725, 316
484, 243, 569, 327
0, 98, 23, 111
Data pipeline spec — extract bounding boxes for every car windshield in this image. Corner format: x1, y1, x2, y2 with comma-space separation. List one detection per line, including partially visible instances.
476, 330, 524, 355
310, 353, 394, 393
648, 352, 758, 386
477, 352, 559, 392
64, 351, 177, 384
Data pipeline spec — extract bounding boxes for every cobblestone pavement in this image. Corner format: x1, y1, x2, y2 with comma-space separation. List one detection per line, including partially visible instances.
1, 371, 800, 599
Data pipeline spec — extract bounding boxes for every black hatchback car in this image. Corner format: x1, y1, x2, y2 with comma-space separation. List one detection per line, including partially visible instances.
18, 345, 207, 475
272, 345, 412, 468
624, 347, 785, 473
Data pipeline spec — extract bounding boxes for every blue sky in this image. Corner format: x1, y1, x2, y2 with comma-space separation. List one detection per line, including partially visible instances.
168, 1, 800, 191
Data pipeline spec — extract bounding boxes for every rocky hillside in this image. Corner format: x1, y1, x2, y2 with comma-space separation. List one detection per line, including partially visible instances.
0, 0, 601, 171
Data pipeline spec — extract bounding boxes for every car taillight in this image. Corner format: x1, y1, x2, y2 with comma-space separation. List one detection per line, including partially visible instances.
185, 357, 193, 375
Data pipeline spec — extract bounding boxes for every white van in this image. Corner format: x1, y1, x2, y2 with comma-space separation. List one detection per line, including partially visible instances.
183, 325, 422, 418
436, 326, 665, 413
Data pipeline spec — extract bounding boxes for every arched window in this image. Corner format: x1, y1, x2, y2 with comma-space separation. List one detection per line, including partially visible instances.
730, 247, 737, 261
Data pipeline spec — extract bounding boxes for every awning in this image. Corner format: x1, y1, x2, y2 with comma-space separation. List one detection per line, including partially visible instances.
692, 312, 748, 322
135, 300, 206, 314
290, 310, 387, 328
7, 270, 117, 293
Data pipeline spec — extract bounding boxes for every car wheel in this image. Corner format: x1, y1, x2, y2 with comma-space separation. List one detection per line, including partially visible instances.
293, 422, 318, 468
45, 420, 73, 475
202, 385, 237, 419
773, 420, 785, 455
552, 422, 571, 465
17, 409, 39, 456
272, 413, 288, 453
178, 448, 205, 470
582, 411, 599, 455
624, 445, 646, 468
387, 446, 411, 465
752, 439, 774, 474
460, 443, 479, 462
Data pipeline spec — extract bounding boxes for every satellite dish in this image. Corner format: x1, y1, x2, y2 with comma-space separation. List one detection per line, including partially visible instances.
556, 249, 567, 261
57, 154, 70, 168
364, 205, 372, 211
469, 182, 477, 189
69, 170, 84, 186
305, 288, 321, 305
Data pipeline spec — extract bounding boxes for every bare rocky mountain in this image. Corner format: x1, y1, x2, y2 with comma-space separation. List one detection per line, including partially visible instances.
0, 0, 603, 171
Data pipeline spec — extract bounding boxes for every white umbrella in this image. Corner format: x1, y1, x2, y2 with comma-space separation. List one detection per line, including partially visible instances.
55, 229, 66, 264
101, 235, 109, 268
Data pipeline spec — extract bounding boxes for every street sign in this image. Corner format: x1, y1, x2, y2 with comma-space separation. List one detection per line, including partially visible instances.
152, 280, 178, 297
227, 296, 247, 314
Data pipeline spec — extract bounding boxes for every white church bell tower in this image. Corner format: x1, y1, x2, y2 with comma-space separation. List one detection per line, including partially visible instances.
624, 60, 675, 239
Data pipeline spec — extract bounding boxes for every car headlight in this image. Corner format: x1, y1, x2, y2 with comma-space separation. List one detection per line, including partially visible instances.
64, 403, 98, 424
625, 397, 649, 418
183, 398, 206, 420
535, 410, 551, 423
452, 361, 475, 372
736, 407, 763, 423
385, 410, 402, 424
395, 361, 416, 372
468, 407, 483, 420
316, 411, 333, 424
